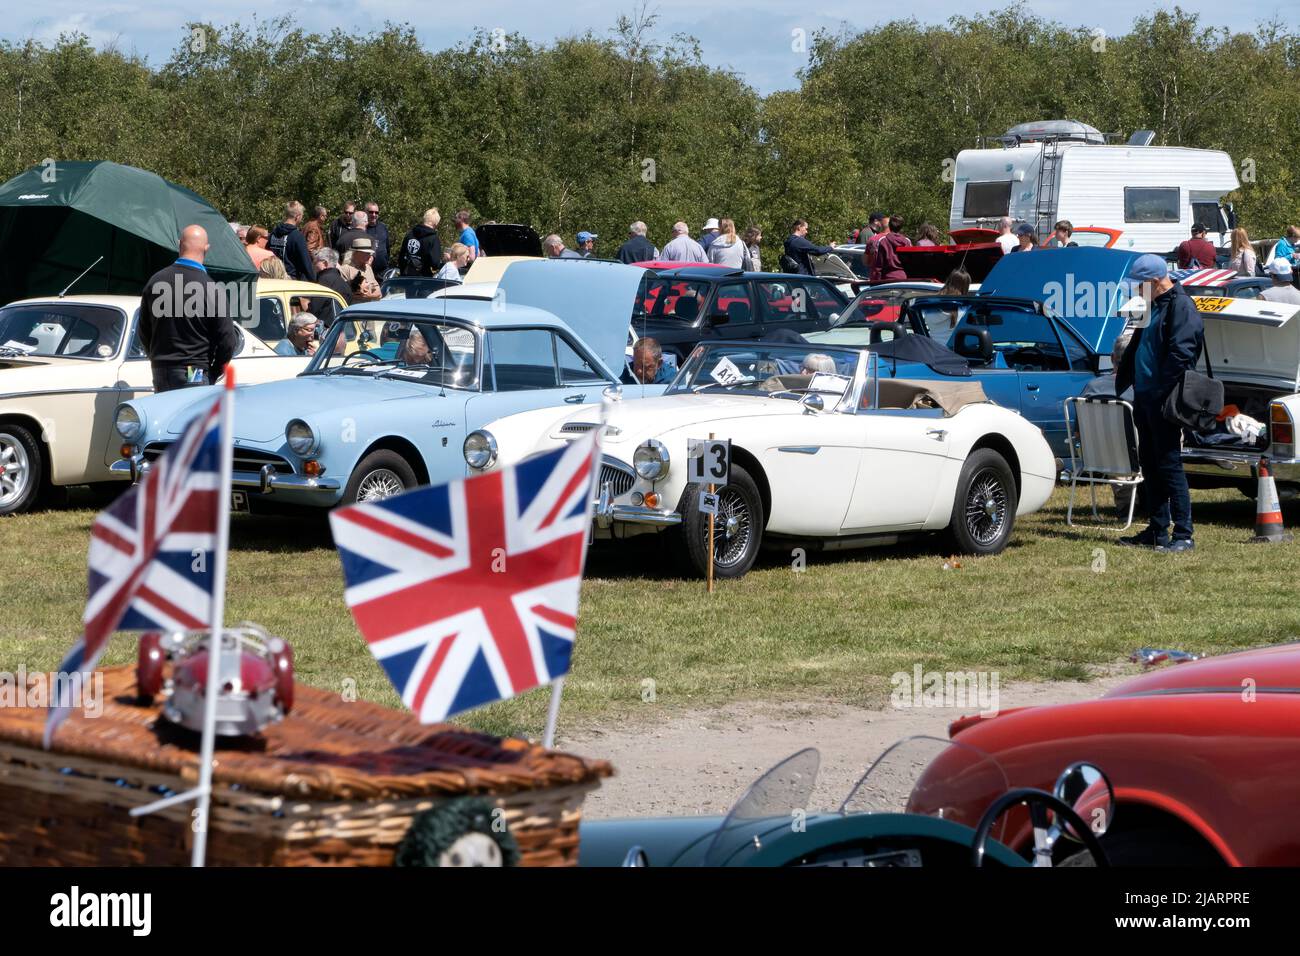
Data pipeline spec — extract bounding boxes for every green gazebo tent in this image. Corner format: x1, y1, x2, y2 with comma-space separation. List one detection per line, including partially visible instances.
0, 160, 255, 306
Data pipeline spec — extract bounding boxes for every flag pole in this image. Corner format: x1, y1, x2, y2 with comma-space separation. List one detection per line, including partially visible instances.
541, 385, 614, 749
191, 365, 236, 867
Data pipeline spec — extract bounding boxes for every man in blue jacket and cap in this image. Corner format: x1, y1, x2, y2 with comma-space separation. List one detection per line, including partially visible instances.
1115, 254, 1204, 553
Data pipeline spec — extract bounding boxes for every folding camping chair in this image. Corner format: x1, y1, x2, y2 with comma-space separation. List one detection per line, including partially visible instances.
1064, 396, 1144, 530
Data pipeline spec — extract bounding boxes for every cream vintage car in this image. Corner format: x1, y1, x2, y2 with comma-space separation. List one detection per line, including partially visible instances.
464, 340, 1058, 578
0, 279, 345, 514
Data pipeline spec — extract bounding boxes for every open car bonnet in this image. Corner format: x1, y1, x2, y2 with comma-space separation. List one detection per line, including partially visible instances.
978, 247, 1140, 354
497, 258, 644, 380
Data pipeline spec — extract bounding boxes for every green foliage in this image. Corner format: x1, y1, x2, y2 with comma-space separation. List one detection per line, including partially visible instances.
0, 5, 1295, 253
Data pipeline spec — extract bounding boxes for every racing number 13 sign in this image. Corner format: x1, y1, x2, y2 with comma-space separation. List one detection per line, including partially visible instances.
688, 438, 731, 486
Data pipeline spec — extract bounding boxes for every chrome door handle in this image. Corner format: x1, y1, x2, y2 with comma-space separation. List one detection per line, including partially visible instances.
926, 428, 947, 440
1025, 384, 1040, 392
565, 394, 587, 403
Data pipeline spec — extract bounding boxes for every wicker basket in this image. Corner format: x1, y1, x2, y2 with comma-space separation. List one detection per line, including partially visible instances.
0, 666, 610, 866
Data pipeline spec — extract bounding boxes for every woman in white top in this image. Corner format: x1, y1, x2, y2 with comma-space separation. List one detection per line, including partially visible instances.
707, 218, 754, 270
1228, 227, 1257, 277
436, 242, 470, 282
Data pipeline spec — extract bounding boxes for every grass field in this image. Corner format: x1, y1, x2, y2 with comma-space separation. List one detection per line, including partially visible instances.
2, 485, 1297, 739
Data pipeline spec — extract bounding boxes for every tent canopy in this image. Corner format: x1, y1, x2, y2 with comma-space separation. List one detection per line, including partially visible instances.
0, 160, 254, 306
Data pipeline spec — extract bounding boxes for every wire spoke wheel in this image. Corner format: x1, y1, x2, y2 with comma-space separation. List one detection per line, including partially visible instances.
0, 433, 31, 509
712, 486, 753, 568
356, 468, 405, 502
964, 467, 1009, 546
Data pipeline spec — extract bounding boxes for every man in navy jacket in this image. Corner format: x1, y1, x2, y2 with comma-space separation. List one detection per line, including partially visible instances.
1115, 254, 1204, 552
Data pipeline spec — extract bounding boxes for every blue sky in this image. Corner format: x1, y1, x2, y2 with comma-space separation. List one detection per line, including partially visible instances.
4, 1, 1288, 94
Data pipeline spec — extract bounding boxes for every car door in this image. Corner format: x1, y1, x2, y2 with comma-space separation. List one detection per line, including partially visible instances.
960, 305, 1090, 453
754, 277, 838, 337
706, 281, 758, 341
841, 410, 953, 533
466, 327, 611, 435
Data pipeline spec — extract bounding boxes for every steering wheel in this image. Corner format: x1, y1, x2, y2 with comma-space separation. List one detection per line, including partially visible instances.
970, 788, 1109, 867
1007, 345, 1048, 370
343, 349, 384, 366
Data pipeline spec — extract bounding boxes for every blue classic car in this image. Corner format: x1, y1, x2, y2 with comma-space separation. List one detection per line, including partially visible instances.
110, 260, 655, 511
808, 248, 1140, 455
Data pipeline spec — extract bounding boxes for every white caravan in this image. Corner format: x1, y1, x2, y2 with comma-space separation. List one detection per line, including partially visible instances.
949, 120, 1240, 257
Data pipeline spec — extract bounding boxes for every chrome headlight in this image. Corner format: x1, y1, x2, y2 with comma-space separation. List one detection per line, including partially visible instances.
633, 439, 670, 480
286, 419, 318, 456
464, 430, 498, 469
114, 405, 143, 442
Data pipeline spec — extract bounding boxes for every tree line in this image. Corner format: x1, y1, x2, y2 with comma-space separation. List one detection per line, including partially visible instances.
0, 6, 1294, 256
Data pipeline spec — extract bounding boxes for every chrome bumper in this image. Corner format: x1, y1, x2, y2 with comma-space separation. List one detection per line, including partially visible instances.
592, 481, 681, 528
1182, 449, 1300, 483
111, 456, 342, 494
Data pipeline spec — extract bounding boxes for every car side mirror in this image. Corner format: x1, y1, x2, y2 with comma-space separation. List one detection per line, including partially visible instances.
708, 312, 730, 327
1052, 762, 1114, 842
801, 393, 824, 414
953, 327, 994, 363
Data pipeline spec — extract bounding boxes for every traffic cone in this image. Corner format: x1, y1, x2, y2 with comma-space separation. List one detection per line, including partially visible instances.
1251, 458, 1293, 543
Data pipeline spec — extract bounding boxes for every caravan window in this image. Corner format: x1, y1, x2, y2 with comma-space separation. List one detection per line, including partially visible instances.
1124, 187, 1180, 223
962, 181, 1012, 218
1192, 201, 1223, 234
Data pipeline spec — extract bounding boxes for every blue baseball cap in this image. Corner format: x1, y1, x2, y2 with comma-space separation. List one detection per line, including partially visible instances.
1128, 254, 1169, 281
577, 230, 597, 243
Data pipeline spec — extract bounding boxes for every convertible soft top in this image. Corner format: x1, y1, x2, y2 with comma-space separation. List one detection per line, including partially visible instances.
866, 333, 972, 376
876, 378, 989, 417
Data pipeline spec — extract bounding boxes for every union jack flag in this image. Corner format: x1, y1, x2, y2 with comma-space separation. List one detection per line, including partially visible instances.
44, 396, 223, 747
1170, 267, 1238, 288
330, 434, 599, 723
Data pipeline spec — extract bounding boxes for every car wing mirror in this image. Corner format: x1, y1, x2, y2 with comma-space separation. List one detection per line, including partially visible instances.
708, 312, 730, 327
1052, 762, 1114, 842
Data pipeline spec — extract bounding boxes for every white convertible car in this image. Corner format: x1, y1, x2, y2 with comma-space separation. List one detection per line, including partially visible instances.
464, 340, 1058, 578
0, 280, 342, 515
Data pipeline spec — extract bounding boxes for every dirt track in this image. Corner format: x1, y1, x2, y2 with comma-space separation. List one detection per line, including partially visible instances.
561, 670, 1135, 819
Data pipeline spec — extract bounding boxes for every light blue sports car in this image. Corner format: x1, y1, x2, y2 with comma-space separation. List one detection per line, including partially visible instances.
110, 260, 656, 512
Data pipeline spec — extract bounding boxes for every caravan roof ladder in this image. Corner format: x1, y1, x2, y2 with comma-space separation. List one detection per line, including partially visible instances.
1034, 139, 1061, 240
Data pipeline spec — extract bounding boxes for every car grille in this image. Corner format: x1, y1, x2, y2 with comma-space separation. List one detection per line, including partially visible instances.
144, 442, 294, 475
599, 456, 635, 498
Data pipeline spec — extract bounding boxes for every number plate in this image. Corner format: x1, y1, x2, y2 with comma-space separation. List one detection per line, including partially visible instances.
687, 438, 731, 486
230, 490, 250, 514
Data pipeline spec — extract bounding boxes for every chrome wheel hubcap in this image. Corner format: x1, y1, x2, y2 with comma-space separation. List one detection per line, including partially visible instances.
357, 468, 404, 502
0, 433, 31, 508
964, 468, 1008, 546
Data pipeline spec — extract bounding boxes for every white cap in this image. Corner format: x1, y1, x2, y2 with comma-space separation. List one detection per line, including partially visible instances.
1265, 257, 1294, 279
703, 217, 720, 230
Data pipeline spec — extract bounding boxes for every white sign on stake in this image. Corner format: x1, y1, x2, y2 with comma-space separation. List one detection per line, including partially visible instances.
699, 491, 719, 515
688, 437, 731, 486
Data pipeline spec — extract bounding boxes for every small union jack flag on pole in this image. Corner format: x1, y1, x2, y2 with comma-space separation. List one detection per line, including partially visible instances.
44, 391, 225, 749
331, 432, 600, 728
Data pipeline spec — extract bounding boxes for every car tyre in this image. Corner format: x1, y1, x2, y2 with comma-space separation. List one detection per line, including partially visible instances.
674, 463, 763, 579
0, 424, 43, 516
1059, 828, 1225, 867
342, 450, 418, 505
947, 448, 1017, 556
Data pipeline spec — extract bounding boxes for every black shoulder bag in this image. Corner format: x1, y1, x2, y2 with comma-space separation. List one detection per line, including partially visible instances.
1161, 311, 1223, 432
